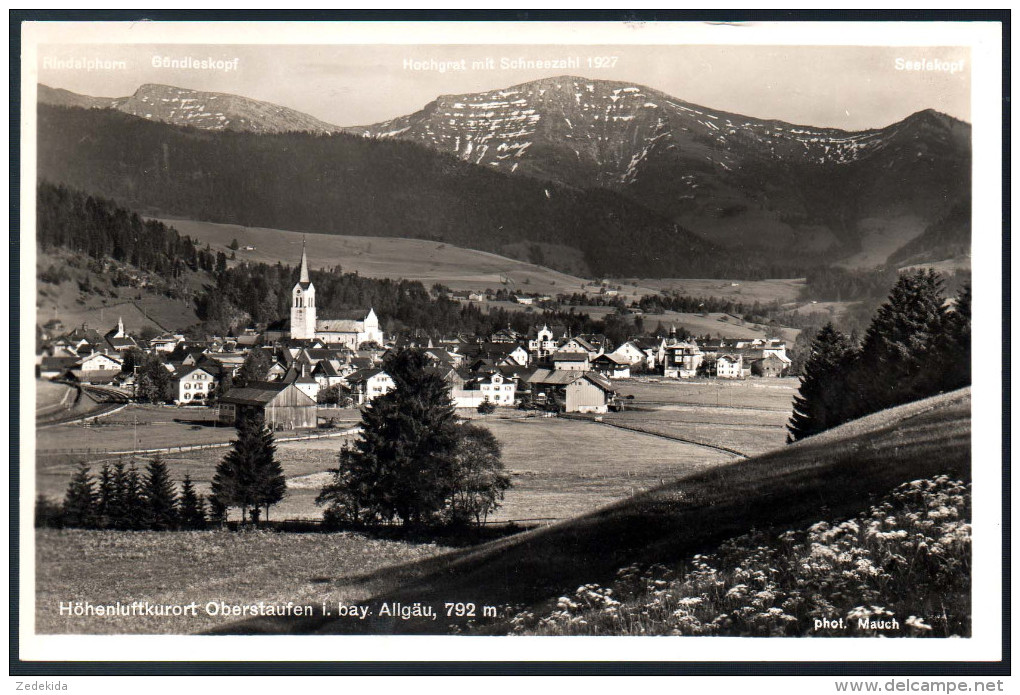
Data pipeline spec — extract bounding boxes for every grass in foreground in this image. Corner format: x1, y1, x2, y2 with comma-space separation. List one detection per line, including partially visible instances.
507, 475, 970, 636
35, 528, 450, 634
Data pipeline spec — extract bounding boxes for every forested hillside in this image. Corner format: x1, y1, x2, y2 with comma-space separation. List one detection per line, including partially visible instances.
36, 182, 631, 340
36, 104, 808, 279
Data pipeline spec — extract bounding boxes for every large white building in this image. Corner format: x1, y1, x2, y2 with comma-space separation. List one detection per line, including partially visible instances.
290, 241, 385, 348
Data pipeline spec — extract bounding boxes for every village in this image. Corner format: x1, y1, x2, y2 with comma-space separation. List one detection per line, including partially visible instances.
36, 244, 793, 430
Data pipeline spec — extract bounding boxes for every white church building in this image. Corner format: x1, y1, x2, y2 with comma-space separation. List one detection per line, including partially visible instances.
290, 242, 385, 349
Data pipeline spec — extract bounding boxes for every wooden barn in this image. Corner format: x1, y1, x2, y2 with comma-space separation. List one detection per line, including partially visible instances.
217, 381, 317, 430
527, 368, 616, 414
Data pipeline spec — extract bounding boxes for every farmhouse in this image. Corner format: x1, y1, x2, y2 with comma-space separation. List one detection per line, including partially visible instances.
527, 368, 616, 414
591, 353, 632, 379
471, 342, 529, 367
746, 351, 790, 377
609, 340, 648, 366
292, 368, 321, 402
473, 371, 517, 407
39, 356, 78, 380
347, 368, 395, 405
289, 241, 385, 348
172, 366, 218, 404
149, 334, 184, 352
217, 381, 317, 429
552, 351, 590, 371
559, 336, 601, 359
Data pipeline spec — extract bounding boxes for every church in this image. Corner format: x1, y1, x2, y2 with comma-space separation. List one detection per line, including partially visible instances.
290, 242, 385, 349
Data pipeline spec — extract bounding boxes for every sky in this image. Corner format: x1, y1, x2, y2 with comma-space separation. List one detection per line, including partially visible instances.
35, 43, 971, 131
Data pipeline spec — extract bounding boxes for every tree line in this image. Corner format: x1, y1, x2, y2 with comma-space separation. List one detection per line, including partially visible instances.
788, 270, 971, 442
38, 457, 212, 530
42, 410, 289, 529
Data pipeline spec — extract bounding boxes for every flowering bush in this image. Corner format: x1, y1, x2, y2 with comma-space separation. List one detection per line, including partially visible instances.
509, 476, 971, 637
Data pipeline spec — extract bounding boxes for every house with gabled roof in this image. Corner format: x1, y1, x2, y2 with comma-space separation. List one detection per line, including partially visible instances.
527, 369, 615, 413
346, 368, 395, 405
591, 352, 632, 379
171, 365, 219, 405
663, 341, 704, 379
552, 351, 590, 372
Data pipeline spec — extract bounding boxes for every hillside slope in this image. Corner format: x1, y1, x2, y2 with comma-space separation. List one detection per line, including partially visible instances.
215, 387, 971, 635
154, 217, 606, 296
37, 104, 769, 278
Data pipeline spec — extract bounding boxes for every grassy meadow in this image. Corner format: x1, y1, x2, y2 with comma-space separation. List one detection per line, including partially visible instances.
36, 379, 796, 522
157, 217, 610, 298
35, 528, 450, 634
36, 380, 74, 413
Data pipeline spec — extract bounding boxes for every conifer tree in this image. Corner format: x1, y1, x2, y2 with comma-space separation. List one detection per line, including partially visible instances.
109, 460, 128, 529
318, 348, 462, 526
178, 474, 207, 529
35, 495, 65, 528
212, 411, 286, 524
252, 427, 287, 522
143, 456, 179, 530
940, 283, 972, 391
95, 462, 115, 528
787, 323, 858, 442
63, 462, 97, 528
848, 269, 947, 419
207, 493, 228, 526
120, 462, 146, 530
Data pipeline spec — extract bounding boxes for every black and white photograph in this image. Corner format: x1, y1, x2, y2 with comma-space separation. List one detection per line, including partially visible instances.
13, 16, 1005, 672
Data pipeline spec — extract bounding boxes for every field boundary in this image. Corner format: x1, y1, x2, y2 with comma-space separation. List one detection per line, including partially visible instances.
38, 426, 362, 457
563, 414, 749, 459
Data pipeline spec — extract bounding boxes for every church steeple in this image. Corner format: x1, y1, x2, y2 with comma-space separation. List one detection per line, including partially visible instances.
291, 237, 316, 340
298, 237, 310, 285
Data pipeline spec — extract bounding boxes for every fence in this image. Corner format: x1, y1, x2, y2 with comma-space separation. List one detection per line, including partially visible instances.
38, 426, 361, 457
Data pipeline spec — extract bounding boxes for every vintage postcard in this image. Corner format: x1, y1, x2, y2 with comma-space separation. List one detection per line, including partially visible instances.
15, 18, 1004, 668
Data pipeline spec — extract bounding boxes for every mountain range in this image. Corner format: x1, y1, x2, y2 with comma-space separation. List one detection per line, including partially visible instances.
36, 78, 972, 275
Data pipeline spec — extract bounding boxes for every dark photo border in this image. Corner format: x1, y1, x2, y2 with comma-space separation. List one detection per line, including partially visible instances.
9, 8, 1010, 678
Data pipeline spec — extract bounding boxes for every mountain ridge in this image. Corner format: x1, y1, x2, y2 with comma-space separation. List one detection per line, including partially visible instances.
351, 75, 971, 262
38, 82, 342, 134
37, 77, 972, 270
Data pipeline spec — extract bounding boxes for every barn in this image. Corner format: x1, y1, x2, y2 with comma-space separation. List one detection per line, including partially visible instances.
217, 381, 317, 430
527, 368, 616, 414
